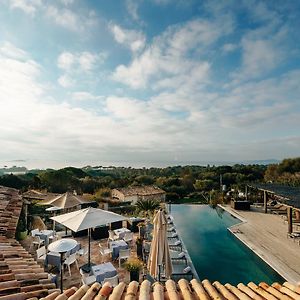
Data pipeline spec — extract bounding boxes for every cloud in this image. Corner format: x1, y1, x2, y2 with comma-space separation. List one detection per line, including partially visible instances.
125, 0, 142, 23
57, 52, 75, 70
0, 41, 28, 59
109, 23, 146, 53
60, 0, 74, 5
46, 5, 81, 32
9, 0, 42, 15
57, 51, 106, 87
222, 43, 238, 53
58, 74, 73, 88
112, 17, 232, 89
71, 91, 104, 101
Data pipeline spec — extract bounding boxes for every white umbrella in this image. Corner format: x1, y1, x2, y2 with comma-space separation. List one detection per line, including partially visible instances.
51, 207, 127, 271
45, 206, 62, 231
40, 192, 94, 209
148, 209, 172, 280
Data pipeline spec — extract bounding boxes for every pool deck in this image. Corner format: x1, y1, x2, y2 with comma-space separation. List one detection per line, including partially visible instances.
220, 204, 300, 284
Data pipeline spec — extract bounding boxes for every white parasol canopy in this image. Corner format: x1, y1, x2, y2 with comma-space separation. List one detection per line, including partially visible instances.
51, 207, 127, 271
147, 209, 172, 280
40, 192, 94, 209
51, 207, 127, 232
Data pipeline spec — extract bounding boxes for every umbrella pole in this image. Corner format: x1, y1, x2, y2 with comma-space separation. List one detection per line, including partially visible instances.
88, 228, 91, 266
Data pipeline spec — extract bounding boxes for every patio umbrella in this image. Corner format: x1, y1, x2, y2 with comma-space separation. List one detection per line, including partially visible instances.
45, 206, 62, 231
51, 207, 127, 272
147, 209, 172, 280
39, 192, 94, 210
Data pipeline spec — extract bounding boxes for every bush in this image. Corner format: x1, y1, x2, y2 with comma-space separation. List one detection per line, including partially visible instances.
124, 257, 143, 272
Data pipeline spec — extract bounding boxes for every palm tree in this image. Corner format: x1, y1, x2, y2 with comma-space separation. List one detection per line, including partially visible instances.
136, 199, 161, 216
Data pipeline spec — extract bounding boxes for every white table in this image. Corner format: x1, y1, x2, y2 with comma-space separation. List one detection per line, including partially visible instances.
36, 230, 55, 246
114, 227, 130, 239
110, 240, 128, 259
92, 262, 117, 283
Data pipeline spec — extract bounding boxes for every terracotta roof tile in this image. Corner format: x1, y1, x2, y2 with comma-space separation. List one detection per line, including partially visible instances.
114, 186, 165, 197
0, 186, 58, 300
40, 280, 300, 300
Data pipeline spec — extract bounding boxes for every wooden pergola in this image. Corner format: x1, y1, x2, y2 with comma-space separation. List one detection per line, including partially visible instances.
247, 183, 300, 234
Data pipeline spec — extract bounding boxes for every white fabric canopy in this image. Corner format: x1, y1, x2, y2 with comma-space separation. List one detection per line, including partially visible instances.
51, 207, 127, 232
40, 192, 93, 209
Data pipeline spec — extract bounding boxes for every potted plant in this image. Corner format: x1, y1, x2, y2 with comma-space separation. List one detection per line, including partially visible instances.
124, 257, 143, 282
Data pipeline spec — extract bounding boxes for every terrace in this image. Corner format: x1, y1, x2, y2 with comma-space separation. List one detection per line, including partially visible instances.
1, 185, 300, 300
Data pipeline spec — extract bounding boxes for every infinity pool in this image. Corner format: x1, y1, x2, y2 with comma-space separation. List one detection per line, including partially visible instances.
171, 204, 285, 285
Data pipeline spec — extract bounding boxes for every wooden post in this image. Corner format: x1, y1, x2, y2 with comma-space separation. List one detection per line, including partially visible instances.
287, 207, 293, 234
263, 190, 268, 214
245, 185, 248, 201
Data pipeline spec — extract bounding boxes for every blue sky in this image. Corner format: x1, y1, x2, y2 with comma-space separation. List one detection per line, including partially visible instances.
0, 0, 300, 168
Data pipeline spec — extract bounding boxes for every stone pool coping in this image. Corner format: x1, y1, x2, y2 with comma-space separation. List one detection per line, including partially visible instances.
219, 204, 299, 284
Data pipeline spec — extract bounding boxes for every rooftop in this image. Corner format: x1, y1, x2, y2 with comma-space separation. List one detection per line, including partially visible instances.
40, 278, 300, 300
249, 183, 300, 209
0, 186, 59, 300
114, 186, 165, 197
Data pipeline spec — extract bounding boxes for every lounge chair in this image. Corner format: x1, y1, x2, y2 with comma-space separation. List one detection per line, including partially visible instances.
167, 232, 178, 239
287, 232, 300, 242
168, 239, 182, 251
272, 206, 287, 215
170, 250, 187, 264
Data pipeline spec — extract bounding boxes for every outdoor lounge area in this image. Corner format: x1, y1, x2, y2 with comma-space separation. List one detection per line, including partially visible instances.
17, 192, 195, 294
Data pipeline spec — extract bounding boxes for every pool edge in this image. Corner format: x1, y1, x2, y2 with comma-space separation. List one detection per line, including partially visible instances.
218, 204, 292, 284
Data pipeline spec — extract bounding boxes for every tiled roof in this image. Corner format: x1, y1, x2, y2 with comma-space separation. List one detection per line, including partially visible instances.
42, 279, 300, 300
115, 186, 165, 197
0, 186, 22, 238
0, 186, 59, 300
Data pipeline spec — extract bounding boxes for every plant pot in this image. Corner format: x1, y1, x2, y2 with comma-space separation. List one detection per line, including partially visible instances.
136, 243, 143, 259
17, 230, 28, 241
130, 270, 140, 282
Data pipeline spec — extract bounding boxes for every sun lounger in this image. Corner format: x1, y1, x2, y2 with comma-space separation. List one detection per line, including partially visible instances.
268, 204, 284, 211
167, 232, 178, 239
170, 250, 187, 264
168, 239, 182, 251
272, 207, 287, 215
287, 232, 300, 242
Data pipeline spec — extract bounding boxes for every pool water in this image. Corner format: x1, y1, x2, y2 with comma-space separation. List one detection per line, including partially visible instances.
171, 204, 285, 285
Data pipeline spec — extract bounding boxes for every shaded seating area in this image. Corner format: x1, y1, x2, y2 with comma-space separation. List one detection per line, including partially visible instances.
248, 183, 300, 235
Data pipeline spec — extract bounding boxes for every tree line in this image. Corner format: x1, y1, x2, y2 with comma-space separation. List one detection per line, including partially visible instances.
0, 158, 299, 201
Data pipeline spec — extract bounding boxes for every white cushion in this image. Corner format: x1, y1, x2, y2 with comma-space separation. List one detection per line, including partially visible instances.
183, 266, 191, 273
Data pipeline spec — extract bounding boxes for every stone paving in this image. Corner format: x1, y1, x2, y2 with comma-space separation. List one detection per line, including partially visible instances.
221, 205, 300, 284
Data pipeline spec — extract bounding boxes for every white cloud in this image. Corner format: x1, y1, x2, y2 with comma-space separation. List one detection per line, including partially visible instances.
79, 52, 105, 71
71, 92, 103, 101
222, 43, 238, 52
9, 0, 42, 15
112, 17, 231, 89
58, 74, 73, 88
109, 23, 146, 53
57, 52, 75, 70
60, 0, 74, 5
1, 41, 300, 166
57, 50, 106, 87
0, 41, 28, 59
46, 6, 80, 32
125, 0, 141, 23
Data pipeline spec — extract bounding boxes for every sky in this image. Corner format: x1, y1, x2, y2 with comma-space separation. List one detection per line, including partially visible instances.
0, 0, 300, 169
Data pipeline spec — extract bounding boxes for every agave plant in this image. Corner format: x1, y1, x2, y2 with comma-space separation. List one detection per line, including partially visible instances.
136, 199, 161, 214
